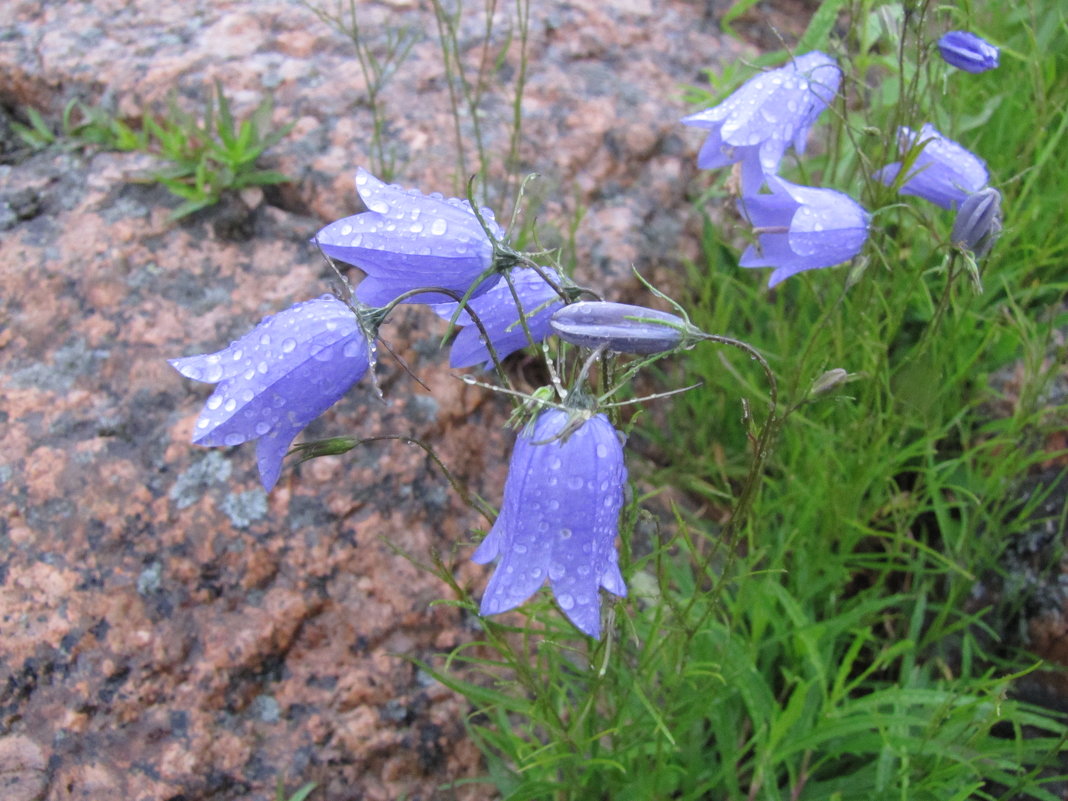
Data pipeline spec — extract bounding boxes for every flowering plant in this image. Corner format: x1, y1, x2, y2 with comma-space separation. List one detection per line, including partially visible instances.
160, 3, 1068, 796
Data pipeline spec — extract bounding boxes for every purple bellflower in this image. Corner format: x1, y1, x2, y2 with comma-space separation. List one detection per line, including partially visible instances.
951, 186, 1002, 258
473, 409, 627, 639
550, 301, 698, 355
738, 176, 870, 287
938, 31, 999, 73
681, 51, 842, 192
874, 124, 989, 210
432, 267, 565, 369
314, 168, 506, 306
170, 295, 374, 491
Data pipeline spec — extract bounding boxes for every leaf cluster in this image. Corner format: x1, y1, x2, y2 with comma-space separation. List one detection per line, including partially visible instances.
13, 81, 294, 220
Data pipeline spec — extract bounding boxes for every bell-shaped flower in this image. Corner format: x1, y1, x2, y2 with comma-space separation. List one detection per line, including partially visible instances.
938, 31, 999, 73
951, 186, 1002, 258
874, 124, 989, 210
738, 176, 870, 287
681, 51, 842, 191
170, 295, 375, 491
550, 301, 699, 355
314, 168, 506, 306
432, 267, 564, 369
472, 409, 627, 639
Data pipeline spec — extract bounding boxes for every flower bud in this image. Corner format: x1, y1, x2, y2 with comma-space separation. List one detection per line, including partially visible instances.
810, 368, 850, 397
951, 187, 1002, 258
549, 301, 695, 355
937, 31, 999, 74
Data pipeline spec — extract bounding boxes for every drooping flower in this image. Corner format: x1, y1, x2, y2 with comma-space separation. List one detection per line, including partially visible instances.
874, 124, 989, 210
681, 51, 842, 191
951, 186, 1002, 258
737, 176, 870, 287
314, 168, 506, 306
472, 409, 627, 639
938, 31, 999, 73
170, 295, 375, 491
431, 267, 564, 369
550, 301, 699, 355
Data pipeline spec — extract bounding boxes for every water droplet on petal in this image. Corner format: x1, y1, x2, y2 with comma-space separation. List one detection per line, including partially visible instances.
204, 363, 224, 382
224, 398, 237, 412
224, 432, 243, 446
558, 528, 572, 540
281, 338, 297, 354
207, 396, 223, 410
557, 593, 575, 610
430, 218, 448, 236
255, 421, 271, 436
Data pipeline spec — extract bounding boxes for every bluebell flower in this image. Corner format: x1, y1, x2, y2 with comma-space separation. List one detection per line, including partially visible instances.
550, 301, 699, 355
738, 176, 870, 287
431, 267, 564, 369
170, 295, 374, 491
938, 31, 999, 73
951, 186, 1002, 258
874, 124, 989, 210
682, 51, 841, 191
473, 409, 627, 639
314, 168, 506, 306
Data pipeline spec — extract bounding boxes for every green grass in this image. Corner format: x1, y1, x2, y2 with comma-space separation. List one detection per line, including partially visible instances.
14, 83, 293, 220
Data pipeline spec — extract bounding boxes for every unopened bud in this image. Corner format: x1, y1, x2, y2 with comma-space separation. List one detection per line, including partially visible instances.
549, 301, 697, 355
810, 368, 849, 396
951, 187, 1002, 258
937, 31, 999, 74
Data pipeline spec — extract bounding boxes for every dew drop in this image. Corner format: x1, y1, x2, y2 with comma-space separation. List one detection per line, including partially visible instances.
410, 222, 424, 233
367, 199, 389, 214
204, 363, 224, 382
223, 432, 243, 446
255, 421, 271, 436
567, 475, 584, 490
257, 361, 268, 374
224, 398, 237, 412
232, 348, 243, 361
430, 218, 448, 236
596, 443, 609, 458
558, 528, 572, 540
343, 339, 365, 358
548, 562, 565, 580
241, 389, 254, 402
513, 544, 528, 554
207, 396, 223, 410
557, 593, 575, 610
281, 338, 297, 354
197, 418, 210, 429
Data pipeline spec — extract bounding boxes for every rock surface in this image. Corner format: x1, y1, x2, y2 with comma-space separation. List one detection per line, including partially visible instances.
0, 1, 764, 799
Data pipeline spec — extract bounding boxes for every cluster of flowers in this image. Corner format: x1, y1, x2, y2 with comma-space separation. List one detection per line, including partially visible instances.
172, 167, 703, 638
681, 35, 1001, 287
171, 30, 1001, 639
